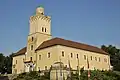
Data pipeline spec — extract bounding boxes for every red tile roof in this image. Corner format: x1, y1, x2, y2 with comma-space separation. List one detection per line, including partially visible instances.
13, 47, 26, 57
14, 37, 108, 57
36, 37, 108, 55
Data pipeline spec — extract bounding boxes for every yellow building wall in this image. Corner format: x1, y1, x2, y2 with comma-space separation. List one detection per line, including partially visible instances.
12, 44, 110, 74
36, 45, 110, 71
12, 55, 25, 74
36, 45, 59, 71
57, 45, 110, 70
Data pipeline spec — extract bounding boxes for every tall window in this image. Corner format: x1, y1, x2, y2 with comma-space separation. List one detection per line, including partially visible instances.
48, 52, 50, 58
30, 57, 32, 61
45, 28, 46, 32
71, 53, 73, 58
84, 55, 86, 60
99, 57, 100, 62
91, 56, 92, 60
45, 66, 47, 70
77, 54, 78, 58
95, 57, 97, 61
23, 58, 24, 62
16, 60, 17, 64
31, 45, 33, 50
62, 51, 64, 57
42, 27, 44, 32
32, 37, 34, 41
39, 55, 41, 60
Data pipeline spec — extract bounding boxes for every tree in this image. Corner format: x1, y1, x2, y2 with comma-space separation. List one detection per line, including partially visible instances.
0, 53, 5, 74
101, 45, 120, 71
0, 53, 14, 74
5, 53, 14, 74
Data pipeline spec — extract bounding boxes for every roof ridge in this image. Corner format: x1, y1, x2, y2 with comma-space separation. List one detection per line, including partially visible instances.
53, 37, 103, 49
36, 37, 108, 55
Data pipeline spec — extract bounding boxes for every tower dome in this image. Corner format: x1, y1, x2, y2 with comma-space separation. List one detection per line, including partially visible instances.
36, 6, 44, 15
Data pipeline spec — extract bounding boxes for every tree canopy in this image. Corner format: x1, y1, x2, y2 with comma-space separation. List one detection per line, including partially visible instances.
101, 45, 120, 71
0, 53, 14, 74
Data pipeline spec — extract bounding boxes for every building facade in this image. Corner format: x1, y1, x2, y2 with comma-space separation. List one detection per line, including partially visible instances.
12, 6, 110, 74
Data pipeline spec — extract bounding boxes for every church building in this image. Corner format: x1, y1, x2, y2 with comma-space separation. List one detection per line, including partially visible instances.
12, 6, 110, 74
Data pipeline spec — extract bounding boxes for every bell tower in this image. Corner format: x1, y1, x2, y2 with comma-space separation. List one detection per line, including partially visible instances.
29, 6, 51, 35
26, 6, 52, 61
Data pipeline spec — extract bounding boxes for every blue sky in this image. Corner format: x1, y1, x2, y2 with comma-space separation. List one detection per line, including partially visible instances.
0, 0, 120, 55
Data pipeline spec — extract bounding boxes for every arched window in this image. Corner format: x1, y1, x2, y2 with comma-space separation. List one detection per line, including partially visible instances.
99, 57, 100, 62
62, 51, 64, 57
95, 57, 97, 61
77, 54, 78, 58
39, 55, 41, 60
42, 27, 44, 32
91, 56, 92, 60
71, 53, 73, 58
48, 52, 50, 58
84, 55, 86, 60
45, 28, 46, 32
31, 45, 33, 50
32, 37, 34, 41
45, 66, 47, 70
16, 60, 17, 64
23, 58, 25, 62
30, 57, 32, 61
